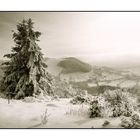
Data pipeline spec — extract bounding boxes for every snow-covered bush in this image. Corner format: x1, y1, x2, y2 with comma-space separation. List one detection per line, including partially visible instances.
89, 100, 102, 118
102, 120, 110, 127
131, 114, 140, 128
89, 96, 112, 118
103, 90, 138, 117
51, 95, 60, 101
70, 92, 92, 105
89, 89, 138, 118
22, 97, 36, 103
120, 116, 133, 128
121, 114, 140, 128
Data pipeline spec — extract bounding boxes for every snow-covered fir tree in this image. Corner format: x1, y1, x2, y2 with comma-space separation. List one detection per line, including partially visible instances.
1, 19, 53, 99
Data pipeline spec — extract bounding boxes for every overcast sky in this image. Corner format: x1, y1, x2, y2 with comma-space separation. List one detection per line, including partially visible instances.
1, 12, 140, 66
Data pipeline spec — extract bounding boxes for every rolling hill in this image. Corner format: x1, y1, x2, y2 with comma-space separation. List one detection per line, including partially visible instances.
57, 57, 92, 74
45, 57, 92, 76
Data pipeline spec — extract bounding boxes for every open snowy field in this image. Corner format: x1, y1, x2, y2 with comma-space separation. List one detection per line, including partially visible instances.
0, 98, 122, 128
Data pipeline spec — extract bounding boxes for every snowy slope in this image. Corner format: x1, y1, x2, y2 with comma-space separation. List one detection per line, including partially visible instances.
0, 98, 122, 128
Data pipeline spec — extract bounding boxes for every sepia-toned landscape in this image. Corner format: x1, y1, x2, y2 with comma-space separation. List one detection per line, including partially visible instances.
0, 12, 140, 128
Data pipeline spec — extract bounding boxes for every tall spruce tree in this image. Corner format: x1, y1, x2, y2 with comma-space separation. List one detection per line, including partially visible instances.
1, 19, 53, 99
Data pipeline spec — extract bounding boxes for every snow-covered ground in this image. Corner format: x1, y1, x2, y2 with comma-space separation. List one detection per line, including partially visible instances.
0, 98, 122, 128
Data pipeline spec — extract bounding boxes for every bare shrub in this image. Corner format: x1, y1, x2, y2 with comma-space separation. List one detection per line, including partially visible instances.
65, 104, 89, 117
40, 108, 49, 125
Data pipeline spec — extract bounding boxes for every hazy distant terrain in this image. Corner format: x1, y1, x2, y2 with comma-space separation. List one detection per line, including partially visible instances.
42, 57, 140, 96
1, 57, 140, 93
